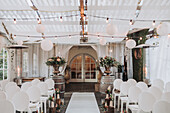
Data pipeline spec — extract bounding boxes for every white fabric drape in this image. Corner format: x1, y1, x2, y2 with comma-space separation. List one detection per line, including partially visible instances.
146, 36, 170, 84
95, 44, 124, 75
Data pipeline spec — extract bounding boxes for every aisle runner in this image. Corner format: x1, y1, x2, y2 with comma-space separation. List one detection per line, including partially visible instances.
66, 92, 100, 113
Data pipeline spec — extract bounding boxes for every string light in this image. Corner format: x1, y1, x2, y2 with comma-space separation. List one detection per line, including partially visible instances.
60, 16, 63, 22
37, 18, 41, 24
106, 18, 109, 23
125, 37, 129, 40
69, 35, 71, 38
83, 14, 86, 20
129, 19, 133, 25
152, 20, 155, 26
14, 18, 16, 24
55, 36, 57, 39
168, 34, 170, 37
14, 35, 16, 38
112, 36, 114, 40
140, 37, 142, 40
98, 35, 100, 39
154, 35, 157, 38
27, 36, 30, 40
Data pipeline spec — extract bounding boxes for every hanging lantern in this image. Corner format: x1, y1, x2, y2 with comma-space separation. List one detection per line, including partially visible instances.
106, 23, 118, 35
99, 38, 106, 45
36, 24, 45, 33
126, 39, 136, 49
17, 40, 23, 45
157, 23, 169, 36
41, 39, 53, 51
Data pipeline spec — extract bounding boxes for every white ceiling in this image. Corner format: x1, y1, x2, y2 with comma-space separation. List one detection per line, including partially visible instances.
0, 0, 170, 44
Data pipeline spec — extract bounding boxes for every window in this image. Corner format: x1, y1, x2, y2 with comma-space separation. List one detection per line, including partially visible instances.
0, 48, 8, 80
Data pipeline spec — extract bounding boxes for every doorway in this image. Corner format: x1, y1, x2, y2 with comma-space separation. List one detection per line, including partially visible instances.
69, 54, 97, 82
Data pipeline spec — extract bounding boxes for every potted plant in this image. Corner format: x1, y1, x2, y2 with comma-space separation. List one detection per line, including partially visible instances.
99, 56, 120, 76
46, 56, 66, 75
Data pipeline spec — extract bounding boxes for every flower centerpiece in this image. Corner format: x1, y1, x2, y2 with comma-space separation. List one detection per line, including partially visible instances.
46, 56, 66, 75
99, 56, 120, 76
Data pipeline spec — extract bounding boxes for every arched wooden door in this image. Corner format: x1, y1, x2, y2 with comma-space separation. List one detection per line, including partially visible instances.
69, 54, 97, 82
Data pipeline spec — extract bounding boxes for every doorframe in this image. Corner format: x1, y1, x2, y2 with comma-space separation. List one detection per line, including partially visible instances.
69, 53, 98, 82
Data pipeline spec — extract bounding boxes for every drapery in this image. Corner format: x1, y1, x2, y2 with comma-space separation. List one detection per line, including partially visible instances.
26, 44, 72, 77
94, 44, 124, 75
146, 36, 170, 84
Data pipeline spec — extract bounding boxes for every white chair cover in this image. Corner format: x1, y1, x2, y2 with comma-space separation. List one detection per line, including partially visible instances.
120, 82, 131, 95
21, 82, 32, 92
31, 79, 41, 86
153, 100, 170, 113
165, 82, 170, 92
152, 79, 164, 91
12, 91, 30, 111
0, 91, 7, 100
0, 80, 9, 91
128, 86, 142, 103
45, 78, 55, 90
26, 86, 41, 102
148, 86, 162, 100
37, 82, 48, 95
0, 100, 15, 113
138, 92, 156, 112
6, 85, 20, 100
161, 92, 170, 103
113, 79, 123, 90
5, 82, 17, 92
136, 82, 148, 91
127, 79, 137, 86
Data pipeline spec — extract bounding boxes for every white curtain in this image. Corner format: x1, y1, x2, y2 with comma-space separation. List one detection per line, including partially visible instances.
146, 36, 170, 84
95, 44, 124, 75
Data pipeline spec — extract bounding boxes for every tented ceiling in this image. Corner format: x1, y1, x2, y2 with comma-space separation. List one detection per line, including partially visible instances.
0, 0, 170, 44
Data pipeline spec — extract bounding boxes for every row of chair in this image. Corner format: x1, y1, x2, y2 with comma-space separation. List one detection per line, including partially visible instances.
0, 78, 55, 113
112, 79, 170, 113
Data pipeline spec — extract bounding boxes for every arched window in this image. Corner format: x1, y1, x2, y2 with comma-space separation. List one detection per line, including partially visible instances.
0, 48, 8, 80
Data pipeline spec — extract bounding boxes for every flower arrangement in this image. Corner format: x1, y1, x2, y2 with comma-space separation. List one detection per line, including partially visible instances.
99, 56, 120, 68
46, 56, 66, 66
55, 88, 60, 94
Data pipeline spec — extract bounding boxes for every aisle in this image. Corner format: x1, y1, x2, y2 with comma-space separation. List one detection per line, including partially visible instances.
65, 92, 100, 113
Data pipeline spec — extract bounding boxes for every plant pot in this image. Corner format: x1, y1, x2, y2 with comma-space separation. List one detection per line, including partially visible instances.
104, 66, 112, 76
53, 65, 60, 75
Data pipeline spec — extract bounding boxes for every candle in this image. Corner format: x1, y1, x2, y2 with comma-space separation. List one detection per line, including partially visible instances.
107, 85, 111, 91
109, 100, 113, 107
51, 101, 54, 107
17, 66, 20, 77
57, 94, 60, 99
105, 102, 108, 107
106, 94, 109, 99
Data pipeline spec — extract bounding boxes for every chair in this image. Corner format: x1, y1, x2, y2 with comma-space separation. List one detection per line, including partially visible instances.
45, 78, 55, 97
152, 100, 170, 113
119, 82, 131, 113
152, 79, 164, 91
31, 79, 41, 86
127, 79, 137, 86
136, 82, 148, 91
37, 82, 48, 113
6, 85, 20, 100
0, 91, 7, 100
21, 82, 32, 92
165, 82, 170, 92
0, 100, 15, 113
138, 92, 156, 112
112, 79, 123, 108
127, 86, 142, 113
148, 86, 162, 100
5, 82, 17, 92
161, 92, 170, 103
26, 86, 41, 113
12, 91, 31, 113
0, 79, 9, 91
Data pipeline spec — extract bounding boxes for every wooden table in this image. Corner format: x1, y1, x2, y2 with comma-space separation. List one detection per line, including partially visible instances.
21, 77, 45, 82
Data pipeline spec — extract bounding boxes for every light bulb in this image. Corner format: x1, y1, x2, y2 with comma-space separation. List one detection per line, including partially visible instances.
37, 18, 41, 24
98, 35, 100, 39
140, 37, 142, 40
112, 36, 114, 40
125, 37, 129, 40
14, 35, 16, 38
14, 18, 16, 24
106, 18, 109, 23
152, 20, 155, 26
69, 35, 71, 38
60, 16, 63, 22
129, 19, 133, 25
